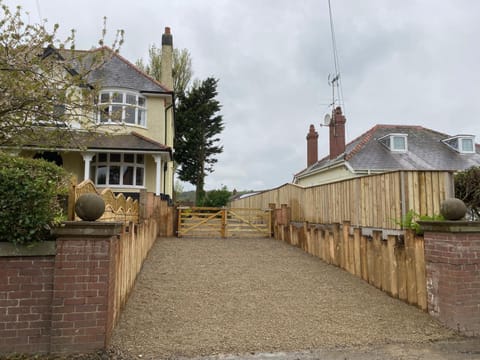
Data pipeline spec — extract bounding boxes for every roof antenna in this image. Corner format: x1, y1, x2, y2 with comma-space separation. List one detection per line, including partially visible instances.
321, 0, 346, 129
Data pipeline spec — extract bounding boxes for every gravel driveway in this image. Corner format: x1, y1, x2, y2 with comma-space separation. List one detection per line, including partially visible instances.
110, 237, 472, 359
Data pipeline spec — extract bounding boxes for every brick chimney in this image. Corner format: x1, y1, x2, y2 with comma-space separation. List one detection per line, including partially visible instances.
329, 106, 346, 160
306, 124, 318, 167
161, 27, 173, 90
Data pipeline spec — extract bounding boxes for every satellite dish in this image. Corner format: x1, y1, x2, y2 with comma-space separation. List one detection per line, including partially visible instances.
323, 113, 331, 126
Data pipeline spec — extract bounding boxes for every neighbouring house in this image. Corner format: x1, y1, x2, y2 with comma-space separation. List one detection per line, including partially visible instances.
5, 27, 176, 200
294, 106, 480, 186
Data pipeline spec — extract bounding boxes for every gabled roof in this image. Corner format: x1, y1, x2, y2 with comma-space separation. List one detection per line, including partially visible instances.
85, 47, 171, 93
296, 124, 480, 179
59, 47, 171, 93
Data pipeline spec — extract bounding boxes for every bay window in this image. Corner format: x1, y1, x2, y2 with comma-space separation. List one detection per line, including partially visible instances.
90, 153, 145, 187
98, 90, 146, 126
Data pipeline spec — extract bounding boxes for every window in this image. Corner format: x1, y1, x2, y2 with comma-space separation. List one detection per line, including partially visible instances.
461, 138, 474, 153
98, 90, 146, 126
90, 153, 145, 187
442, 136, 475, 154
378, 133, 408, 152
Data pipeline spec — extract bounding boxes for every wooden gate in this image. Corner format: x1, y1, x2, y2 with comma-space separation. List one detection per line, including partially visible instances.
177, 207, 272, 238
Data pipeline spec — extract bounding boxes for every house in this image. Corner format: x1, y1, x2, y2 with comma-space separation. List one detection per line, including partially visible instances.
294, 106, 480, 186
8, 28, 176, 199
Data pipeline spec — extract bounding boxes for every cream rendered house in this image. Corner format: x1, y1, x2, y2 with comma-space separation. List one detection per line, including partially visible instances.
17, 28, 176, 200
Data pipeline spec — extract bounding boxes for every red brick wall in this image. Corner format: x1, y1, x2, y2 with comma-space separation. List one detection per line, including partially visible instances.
0, 223, 121, 355
0, 256, 54, 353
424, 230, 480, 336
50, 237, 117, 353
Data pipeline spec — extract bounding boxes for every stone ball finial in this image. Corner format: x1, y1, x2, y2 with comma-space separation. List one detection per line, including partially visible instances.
75, 193, 105, 221
440, 198, 467, 220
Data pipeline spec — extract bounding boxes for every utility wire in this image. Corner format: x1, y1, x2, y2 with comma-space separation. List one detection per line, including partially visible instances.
36, 0, 43, 22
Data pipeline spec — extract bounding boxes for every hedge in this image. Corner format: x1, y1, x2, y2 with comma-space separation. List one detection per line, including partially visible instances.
0, 152, 69, 245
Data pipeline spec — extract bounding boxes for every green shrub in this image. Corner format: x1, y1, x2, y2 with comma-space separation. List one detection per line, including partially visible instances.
202, 186, 232, 207
0, 152, 69, 245
455, 166, 480, 220
395, 209, 444, 235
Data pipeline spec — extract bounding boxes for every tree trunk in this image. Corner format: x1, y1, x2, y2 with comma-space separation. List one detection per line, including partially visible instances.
195, 162, 205, 206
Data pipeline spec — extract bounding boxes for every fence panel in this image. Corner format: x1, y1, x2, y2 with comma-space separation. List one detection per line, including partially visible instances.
230, 170, 452, 230
71, 179, 139, 223
279, 221, 427, 309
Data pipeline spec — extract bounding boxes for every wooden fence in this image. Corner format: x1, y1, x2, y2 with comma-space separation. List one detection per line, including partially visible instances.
229, 170, 454, 310
67, 179, 175, 326
277, 219, 427, 309
69, 179, 139, 223
112, 201, 161, 325
230, 170, 454, 230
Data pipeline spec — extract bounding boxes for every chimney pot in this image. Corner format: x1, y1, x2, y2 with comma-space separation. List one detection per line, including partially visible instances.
162, 26, 173, 46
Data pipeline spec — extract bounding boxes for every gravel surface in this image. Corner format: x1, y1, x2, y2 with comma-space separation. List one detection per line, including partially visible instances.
110, 237, 465, 359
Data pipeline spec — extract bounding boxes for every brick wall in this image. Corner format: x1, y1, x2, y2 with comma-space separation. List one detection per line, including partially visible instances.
0, 222, 122, 355
422, 221, 480, 336
50, 231, 119, 353
0, 255, 55, 353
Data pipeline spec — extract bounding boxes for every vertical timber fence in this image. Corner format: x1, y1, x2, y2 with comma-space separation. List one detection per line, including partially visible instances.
0, 182, 175, 355
231, 171, 454, 228
230, 170, 454, 310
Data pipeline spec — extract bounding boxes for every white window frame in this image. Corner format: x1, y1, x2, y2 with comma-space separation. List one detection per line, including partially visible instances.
391, 134, 408, 152
459, 137, 475, 153
442, 135, 476, 154
378, 133, 408, 152
97, 89, 147, 127
90, 153, 146, 188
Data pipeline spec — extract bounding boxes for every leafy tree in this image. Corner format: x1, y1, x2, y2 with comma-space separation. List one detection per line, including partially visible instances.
203, 186, 232, 207
175, 77, 224, 205
0, 1, 123, 148
455, 166, 480, 220
136, 45, 192, 96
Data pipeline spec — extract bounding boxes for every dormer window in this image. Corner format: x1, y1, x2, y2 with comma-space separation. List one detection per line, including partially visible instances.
98, 90, 146, 127
442, 135, 475, 154
378, 133, 408, 152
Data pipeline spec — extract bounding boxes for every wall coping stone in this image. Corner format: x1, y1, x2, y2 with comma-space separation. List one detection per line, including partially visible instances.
0, 241, 56, 257
52, 221, 123, 238
418, 220, 480, 233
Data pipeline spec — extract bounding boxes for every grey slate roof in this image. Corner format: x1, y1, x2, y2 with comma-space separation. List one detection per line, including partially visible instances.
296, 125, 480, 178
60, 47, 170, 93
87, 48, 170, 93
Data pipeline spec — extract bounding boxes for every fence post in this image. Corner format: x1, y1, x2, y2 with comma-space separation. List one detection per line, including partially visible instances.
67, 176, 77, 221
268, 203, 276, 237
221, 207, 227, 238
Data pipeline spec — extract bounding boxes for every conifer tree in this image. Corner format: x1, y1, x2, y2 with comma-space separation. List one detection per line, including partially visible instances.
175, 77, 224, 205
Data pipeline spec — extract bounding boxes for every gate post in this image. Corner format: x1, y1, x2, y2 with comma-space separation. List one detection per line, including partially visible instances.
268, 203, 276, 237
221, 207, 227, 238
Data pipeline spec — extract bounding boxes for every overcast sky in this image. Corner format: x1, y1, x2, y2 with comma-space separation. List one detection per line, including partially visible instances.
7, 0, 480, 191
